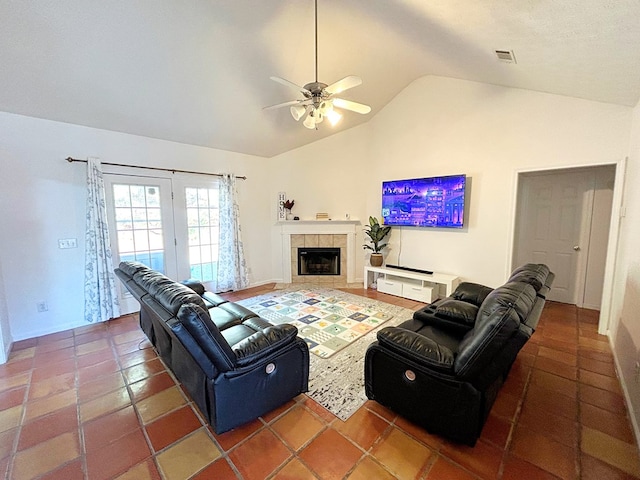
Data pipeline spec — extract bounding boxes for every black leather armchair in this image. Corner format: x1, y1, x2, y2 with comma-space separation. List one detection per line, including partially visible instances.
365, 264, 554, 445
115, 261, 309, 433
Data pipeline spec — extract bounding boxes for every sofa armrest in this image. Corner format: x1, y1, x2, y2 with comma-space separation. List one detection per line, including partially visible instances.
451, 282, 494, 306
434, 299, 479, 325
377, 327, 454, 372
413, 299, 478, 334
233, 324, 299, 367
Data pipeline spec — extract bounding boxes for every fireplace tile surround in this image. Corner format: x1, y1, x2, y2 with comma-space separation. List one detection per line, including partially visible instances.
280, 221, 359, 287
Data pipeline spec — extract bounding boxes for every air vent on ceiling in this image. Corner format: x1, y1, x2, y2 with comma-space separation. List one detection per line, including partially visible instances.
495, 49, 516, 64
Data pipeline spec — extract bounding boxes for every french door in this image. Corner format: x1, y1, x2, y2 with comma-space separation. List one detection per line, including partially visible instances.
105, 173, 220, 314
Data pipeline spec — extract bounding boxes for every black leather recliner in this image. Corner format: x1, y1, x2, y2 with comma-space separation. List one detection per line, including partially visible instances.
115, 261, 309, 433
364, 264, 554, 445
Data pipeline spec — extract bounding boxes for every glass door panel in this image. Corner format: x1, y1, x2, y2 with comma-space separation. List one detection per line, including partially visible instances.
105, 175, 177, 314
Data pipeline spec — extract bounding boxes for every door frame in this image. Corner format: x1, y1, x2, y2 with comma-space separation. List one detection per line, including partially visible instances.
507, 159, 627, 335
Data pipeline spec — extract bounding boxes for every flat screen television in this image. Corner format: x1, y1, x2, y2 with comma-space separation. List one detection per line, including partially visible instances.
382, 174, 466, 228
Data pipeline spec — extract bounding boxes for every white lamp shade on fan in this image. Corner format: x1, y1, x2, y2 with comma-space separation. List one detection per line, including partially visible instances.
290, 105, 306, 121
303, 114, 316, 129
326, 109, 342, 126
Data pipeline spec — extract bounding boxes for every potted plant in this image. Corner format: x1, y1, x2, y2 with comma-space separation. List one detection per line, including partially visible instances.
363, 216, 391, 266
282, 199, 295, 220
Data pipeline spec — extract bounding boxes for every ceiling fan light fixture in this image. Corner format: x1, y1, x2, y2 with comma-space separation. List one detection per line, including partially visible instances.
326, 109, 342, 126
265, 0, 370, 128
290, 105, 306, 121
303, 114, 316, 129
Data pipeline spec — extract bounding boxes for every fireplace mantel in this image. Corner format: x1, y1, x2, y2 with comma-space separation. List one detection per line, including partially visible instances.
280, 221, 359, 283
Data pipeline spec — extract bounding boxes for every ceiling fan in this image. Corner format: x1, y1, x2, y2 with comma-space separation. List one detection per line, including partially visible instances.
263, 0, 371, 129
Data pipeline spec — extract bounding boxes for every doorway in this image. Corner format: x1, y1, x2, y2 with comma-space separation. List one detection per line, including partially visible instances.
513, 165, 615, 309
104, 173, 222, 314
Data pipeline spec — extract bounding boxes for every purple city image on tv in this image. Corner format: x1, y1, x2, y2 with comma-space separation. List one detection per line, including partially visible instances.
382, 174, 466, 228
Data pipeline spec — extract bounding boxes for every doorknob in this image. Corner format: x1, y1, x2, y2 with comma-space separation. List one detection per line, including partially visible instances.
573, 245, 581, 251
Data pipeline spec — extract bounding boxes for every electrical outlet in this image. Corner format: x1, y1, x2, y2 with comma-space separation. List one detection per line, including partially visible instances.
58, 238, 77, 249
36, 301, 48, 313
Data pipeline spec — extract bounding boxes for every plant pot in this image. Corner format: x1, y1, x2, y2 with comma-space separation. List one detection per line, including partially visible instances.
370, 253, 384, 267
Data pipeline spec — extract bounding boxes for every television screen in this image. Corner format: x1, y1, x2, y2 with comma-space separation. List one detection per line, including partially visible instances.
382, 174, 466, 228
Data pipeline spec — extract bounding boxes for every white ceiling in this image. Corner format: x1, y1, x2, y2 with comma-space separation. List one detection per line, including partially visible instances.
2, 0, 640, 158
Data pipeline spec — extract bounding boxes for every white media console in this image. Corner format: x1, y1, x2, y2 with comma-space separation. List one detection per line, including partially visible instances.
364, 265, 461, 303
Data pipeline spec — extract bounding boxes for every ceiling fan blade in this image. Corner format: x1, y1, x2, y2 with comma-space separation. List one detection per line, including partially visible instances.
324, 76, 362, 95
270, 76, 310, 95
333, 98, 371, 114
263, 99, 303, 110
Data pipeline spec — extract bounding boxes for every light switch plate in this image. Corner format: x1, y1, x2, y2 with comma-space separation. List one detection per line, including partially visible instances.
58, 238, 78, 249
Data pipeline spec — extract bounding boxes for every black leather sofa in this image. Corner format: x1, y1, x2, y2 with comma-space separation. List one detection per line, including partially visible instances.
364, 264, 554, 445
114, 261, 309, 434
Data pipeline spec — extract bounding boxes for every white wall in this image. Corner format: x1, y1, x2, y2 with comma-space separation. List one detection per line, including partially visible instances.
0, 112, 273, 343
273, 76, 632, 287
610, 100, 640, 438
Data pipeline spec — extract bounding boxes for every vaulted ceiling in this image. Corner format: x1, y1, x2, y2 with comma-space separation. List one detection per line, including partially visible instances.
2, 0, 639, 158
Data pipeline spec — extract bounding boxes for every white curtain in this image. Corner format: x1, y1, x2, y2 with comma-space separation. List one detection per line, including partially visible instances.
215, 174, 249, 292
84, 157, 120, 322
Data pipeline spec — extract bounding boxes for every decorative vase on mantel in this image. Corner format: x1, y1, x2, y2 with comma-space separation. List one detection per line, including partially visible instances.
285, 209, 294, 220
369, 253, 384, 267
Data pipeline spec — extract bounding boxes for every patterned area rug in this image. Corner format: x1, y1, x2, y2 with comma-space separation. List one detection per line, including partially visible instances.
238, 286, 415, 420
243, 288, 394, 358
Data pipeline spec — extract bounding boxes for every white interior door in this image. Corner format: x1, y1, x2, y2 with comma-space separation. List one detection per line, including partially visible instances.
105, 175, 178, 313
514, 171, 594, 304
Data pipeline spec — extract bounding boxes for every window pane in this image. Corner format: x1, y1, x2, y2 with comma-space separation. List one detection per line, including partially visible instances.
185, 186, 219, 283
146, 186, 160, 207
199, 227, 211, 245
148, 229, 163, 250
189, 245, 201, 264
117, 231, 135, 253
201, 246, 212, 263
113, 185, 131, 207
115, 208, 133, 230
187, 208, 199, 227
134, 230, 150, 251
188, 227, 199, 245
130, 186, 146, 207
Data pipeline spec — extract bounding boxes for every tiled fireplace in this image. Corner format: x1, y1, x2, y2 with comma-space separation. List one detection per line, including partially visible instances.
280, 221, 358, 286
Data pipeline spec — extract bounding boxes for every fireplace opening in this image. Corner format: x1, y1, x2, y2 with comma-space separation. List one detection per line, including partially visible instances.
298, 247, 341, 276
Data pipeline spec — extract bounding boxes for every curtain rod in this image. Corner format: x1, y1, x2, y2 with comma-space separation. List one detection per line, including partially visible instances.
66, 157, 247, 180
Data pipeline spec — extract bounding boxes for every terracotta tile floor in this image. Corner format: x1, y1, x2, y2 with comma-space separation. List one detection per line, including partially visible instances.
1, 284, 639, 479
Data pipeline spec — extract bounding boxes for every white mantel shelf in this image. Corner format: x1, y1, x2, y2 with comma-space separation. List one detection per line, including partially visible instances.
277, 220, 361, 226
280, 221, 360, 283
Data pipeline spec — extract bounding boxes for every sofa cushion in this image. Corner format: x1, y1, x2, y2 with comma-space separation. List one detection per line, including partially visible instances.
209, 308, 243, 330
508, 264, 550, 292
119, 261, 149, 277
223, 324, 260, 347
177, 303, 236, 371
202, 292, 229, 308
150, 281, 206, 315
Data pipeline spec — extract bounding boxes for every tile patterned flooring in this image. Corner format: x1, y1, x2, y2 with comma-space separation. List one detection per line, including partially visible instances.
0, 284, 639, 479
